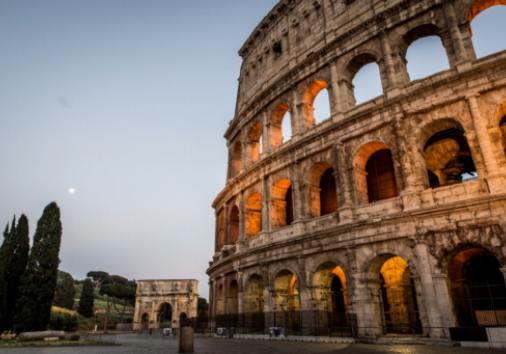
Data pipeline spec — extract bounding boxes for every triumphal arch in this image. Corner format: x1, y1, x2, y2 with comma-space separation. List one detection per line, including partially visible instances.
133, 279, 198, 331
207, 0, 506, 340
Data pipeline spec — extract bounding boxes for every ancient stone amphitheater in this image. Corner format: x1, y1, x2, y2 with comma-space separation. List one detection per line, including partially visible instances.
207, 0, 506, 340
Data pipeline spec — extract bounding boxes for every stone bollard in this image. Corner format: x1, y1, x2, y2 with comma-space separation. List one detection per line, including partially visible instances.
179, 326, 194, 353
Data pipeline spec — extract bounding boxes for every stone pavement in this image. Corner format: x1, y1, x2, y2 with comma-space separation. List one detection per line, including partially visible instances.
1, 333, 506, 354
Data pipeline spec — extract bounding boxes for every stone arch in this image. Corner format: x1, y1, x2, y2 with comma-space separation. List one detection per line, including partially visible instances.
246, 120, 263, 164
229, 140, 243, 178
217, 208, 225, 251
227, 279, 239, 316
345, 52, 384, 105
272, 269, 301, 332
157, 302, 173, 327
401, 24, 451, 80
243, 273, 265, 333
228, 205, 240, 244
307, 162, 338, 217
141, 312, 149, 330
302, 79, 330, 127
270, 103, 292, 149
216, 283, 225, 315
365, 254, 423, 334
467, 0, 506, 21
447, 245, 506, 327
271, 178, 293, 229
353, 141, 398, 204
420, 118, 478, 188
245, 192, 262, 237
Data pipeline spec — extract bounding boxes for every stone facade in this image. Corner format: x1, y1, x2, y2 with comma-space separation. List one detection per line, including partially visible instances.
133, 279, 198, 331
207, 0, 506, 339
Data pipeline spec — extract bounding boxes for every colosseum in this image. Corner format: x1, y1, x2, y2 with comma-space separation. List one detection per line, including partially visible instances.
207, 0, 506, 340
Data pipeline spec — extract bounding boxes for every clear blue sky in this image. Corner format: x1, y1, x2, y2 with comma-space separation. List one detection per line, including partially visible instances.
0, 1, 504, 299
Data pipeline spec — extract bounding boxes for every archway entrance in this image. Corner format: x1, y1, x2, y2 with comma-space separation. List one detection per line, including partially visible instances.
158, 303, 173, 328
141, 313, 149, 330
244, 275, 265, 333
449, 247, 506, 327
378, 256, 421, 334
273, 270, 301, 334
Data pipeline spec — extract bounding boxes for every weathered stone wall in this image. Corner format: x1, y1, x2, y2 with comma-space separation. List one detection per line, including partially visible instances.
133, 279, 198, 331
208, 0, 506, 339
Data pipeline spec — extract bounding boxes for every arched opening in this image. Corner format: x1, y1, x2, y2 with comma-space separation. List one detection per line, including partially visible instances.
448, 247, 506, 327
157, 303, 173, 328
353, 142, 398, 204
422, 120, 477, 188
216, 284, 225, 315
226, 280, 239, 327
229, 140, 243, 178
179, 312, 189, 327
246, 121, 263, 164
273, 270, 301, 334
244, 274, 265, 333
217, 210, 225, 251
500, 115, 506, 155
245, 192, 262, 237
308, 163, 338, 218
228, 205, 239, 244
404, 25, 450, 80
313, 263, 349, 330
270, 104, 292, 149
271, 179, 294, 229
378, 256, 422, 334
302, 80, 331, 127
468, 1, 506, 58
348, 54, 383, 105
141, 313, 149, 330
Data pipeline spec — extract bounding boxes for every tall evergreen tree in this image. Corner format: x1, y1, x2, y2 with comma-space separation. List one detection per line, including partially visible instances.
14, 202, 62, 332
78, 278, 94, 318
0, 219, 15, 330
53, 271, 75, 310
3, 215, 30, 330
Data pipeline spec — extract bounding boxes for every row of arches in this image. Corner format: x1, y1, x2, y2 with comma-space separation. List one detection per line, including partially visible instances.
214, 245, 506, 334
139, 303, 189, 330
230, 3, 506, 178
219, 115, 498, 247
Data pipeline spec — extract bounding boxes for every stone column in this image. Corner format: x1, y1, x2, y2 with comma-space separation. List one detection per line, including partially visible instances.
291, 89, 304, 138
443, 2, 476, 66
380, 32, 408, 95
336, 142, 354, 222
261, 175, 271, 234
414, 243, 445, 338
351, 273, 383, 337
238, 191, 246, 242
261, 111, 270, 157
432, 273, 457, 332
329, 61, 346, 121
467, 95, 506, 193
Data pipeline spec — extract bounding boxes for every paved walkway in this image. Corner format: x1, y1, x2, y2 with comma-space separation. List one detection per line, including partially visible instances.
1, 333, 506, 353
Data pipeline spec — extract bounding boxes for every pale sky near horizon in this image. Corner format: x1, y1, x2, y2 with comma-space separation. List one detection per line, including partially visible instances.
0, 1, 504, 299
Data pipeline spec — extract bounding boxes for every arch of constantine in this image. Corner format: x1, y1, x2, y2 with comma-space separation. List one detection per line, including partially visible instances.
207, 0, 506, 339
133, 279, 198, 331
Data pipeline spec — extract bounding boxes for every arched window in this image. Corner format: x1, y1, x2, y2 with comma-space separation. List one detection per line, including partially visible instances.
500, 116, 506, 155
271, 179, 294, 229
302, 80, 331, 127
217, 210, 225, 251
365, 149, 398, 203
468, 1, 506, 58
308, 163, 338, 217
247, 121, 263, 164
270, 104, 292, 149
319, 168, 338, 215
229, 141, 242, 178
352, 63, 383, 104
245, 193, 262, 237
353, 142, 398, 204
423, 121, 477, 188
404, 25, 450, 80
228, 205, 239, 244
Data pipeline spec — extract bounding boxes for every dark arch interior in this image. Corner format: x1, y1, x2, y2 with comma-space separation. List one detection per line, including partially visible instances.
366, 149, 398, 202
285, 186, 294, 225
319, 168, 337, 215
158, 303, 172, 325
501, 116, 506, 155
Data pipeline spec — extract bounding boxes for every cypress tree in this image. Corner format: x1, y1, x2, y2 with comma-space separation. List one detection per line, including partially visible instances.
14, 202, 62, 332
3, 215, 30, 330
0, 219, 14, 330
78, 278, 94, 318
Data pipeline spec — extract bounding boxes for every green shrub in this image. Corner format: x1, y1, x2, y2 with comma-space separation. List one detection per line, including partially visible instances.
48, 312, 78, 332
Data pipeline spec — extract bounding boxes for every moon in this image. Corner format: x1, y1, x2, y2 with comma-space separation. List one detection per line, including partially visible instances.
68, 187, 76, 195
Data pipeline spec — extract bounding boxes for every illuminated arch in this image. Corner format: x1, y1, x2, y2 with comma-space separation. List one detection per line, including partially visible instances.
271, 178, 294, 229
302, 80, 330, 126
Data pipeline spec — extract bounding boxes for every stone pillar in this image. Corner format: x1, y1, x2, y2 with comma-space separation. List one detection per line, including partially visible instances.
291, 89, 304, 138
329, 61, 346, 121
238, 191, 246, 242
380, 32, 408, 95
261, 176, 271, 233
467, 95, 506, 193
432, 273, 457, 332
414, 243, 445, 338
444, 2, 476, 66
336, 142, 354, 222
351, 273, 383, 337
261, 111, 270, 157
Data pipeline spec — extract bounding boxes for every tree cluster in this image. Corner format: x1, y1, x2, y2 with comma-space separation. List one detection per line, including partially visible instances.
0, 202, 63, 333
